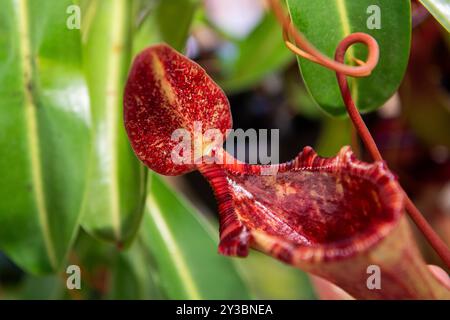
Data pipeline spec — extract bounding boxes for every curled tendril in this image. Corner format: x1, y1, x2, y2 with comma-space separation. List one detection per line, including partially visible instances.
267, 0, 450, 268
268, 0, 379, 77
335, 42, 450, 268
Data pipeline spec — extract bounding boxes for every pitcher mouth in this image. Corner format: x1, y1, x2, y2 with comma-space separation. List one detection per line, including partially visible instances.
200, 146, 405, 264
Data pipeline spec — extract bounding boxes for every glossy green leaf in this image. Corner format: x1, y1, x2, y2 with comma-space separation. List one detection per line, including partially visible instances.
287, 0, 411, 116
0, 0, 90, 274
133, 0, 200, 53
219, 13, 293, 93
419, 0, 450, 32
141, 174, 251, 299
80, 0, 146, 245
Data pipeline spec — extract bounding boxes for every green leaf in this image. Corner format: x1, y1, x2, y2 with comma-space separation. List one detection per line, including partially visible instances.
80, 0, 146, 245
133, 0, 200, 53
237, 251, 315, 299
5, 275, 66, 300
419, 0, 450, 32
0, 0, 90, 274
315, 117, 352, 157
285, 72, 323, 119
141, 174, 251, 299
287, 0, 411, 116
401, 78, 450, 149
64, 230, 163, 299
219, 13, 293, 93
109, 240, 163, 299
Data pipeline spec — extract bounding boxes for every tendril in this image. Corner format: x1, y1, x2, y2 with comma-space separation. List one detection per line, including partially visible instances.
268, 0, 379, 77
335, 38, 450, 268
268, 0, 450, 268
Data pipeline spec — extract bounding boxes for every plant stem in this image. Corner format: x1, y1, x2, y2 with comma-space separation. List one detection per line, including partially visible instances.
350, 124, 361, 159
335, 37, 450, 268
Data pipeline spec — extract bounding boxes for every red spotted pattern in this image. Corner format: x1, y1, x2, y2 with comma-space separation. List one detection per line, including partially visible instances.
124, 44, 232, 175
199, 147, 404, 262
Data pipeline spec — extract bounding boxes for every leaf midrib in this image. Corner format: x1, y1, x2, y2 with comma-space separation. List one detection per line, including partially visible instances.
17, 0, 57, 268
106, 0, 128, 240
